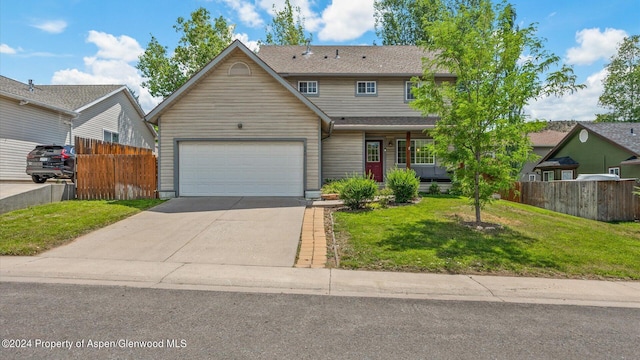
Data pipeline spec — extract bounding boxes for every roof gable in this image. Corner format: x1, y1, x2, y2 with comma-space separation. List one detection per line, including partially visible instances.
145, 40, 333, 131
539, 122, 640, 164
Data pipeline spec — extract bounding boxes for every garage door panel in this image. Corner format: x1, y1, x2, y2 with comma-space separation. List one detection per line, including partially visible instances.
179, 141, 303, 196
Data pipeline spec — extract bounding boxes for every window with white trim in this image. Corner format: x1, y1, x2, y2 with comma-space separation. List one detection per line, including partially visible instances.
356, 81, 377, 95
397, 139, 434, 165
543, 171, 554, 181
608, 167, 620, 176
561, 170, 573, 180
405, 81, 416, 101
298, 81, 318, 95
103, 130, 119, 143
528, 174, 536, 181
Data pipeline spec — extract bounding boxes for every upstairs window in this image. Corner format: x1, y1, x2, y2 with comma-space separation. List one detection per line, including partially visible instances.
356, 81, 377, 96
405, 81, 417, 101
298, 81, 318, 95
103, 130, 119, 143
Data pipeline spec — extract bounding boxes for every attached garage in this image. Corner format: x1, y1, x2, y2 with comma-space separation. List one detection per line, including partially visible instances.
145, 41, 333, 199
178, 141, 304, 196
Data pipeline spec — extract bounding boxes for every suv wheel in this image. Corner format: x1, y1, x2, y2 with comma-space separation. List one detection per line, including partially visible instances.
31, 175, 47, 184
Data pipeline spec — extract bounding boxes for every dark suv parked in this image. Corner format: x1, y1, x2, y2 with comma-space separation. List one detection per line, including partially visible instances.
26, 145, 76, 183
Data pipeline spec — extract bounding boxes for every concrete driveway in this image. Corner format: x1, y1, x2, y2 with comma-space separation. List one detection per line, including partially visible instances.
41, 197, 307, 267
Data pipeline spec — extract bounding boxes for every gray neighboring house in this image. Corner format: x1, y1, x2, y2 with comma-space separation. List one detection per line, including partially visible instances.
520, 130, 569, 182
0, 75, 157, 181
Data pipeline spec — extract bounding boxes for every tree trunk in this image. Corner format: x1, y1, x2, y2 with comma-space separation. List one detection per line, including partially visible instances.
474, 171, 481, 224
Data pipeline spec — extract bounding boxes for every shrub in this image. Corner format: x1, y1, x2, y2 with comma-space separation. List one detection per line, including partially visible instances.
339, 173, 378, 210
428, 182, 441, 195
385, 168, 419, 203
322, 179, 346, 194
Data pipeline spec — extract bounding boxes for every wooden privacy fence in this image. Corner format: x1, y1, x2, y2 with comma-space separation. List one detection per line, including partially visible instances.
75, 137, 157, 200
504, 180, 639, 222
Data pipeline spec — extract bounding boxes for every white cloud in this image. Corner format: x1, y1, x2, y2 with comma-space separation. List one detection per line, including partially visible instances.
87, 31, 144, 62
0, 43, 17, 54
566, 28, 628, 65
259, 0, 322, 32
233, 33, 261, 52
51, 31, 159, 112
317, 0, 375, 42
220, 0, 264, 28
525, 69, 607, 121
31, 20, 68, 34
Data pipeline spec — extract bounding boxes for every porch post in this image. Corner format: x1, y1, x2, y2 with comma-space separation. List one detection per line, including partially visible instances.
405, 131, 411, 170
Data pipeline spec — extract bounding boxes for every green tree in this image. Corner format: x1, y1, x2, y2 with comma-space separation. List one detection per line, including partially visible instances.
411, 0, 583, 224
137, 7, 234, 98
373, 0, 480, 45
596, 35, 640, 122
265, 0, 309, 45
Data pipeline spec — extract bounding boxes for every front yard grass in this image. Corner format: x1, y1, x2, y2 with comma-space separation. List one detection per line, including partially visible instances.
0, 199, 165, 255
332, 196, 640, 280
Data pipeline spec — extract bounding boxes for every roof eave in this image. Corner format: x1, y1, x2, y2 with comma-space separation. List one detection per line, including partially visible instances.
333, 124, 435, 131
0, 90, 79, 118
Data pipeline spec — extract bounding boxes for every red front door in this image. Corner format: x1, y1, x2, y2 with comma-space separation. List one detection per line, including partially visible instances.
365, 140, 383, 182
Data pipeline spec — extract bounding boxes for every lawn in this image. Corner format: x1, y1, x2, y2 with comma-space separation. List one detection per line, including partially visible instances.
0, 199, 165, 255
332, 196, 640, 280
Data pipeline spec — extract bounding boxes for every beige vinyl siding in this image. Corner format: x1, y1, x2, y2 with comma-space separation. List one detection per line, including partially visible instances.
158, 50, 321, 193
74, 91, 155, 149
286, 77, 422, 117
0, 96, 73, 180
321, 131, 364, 181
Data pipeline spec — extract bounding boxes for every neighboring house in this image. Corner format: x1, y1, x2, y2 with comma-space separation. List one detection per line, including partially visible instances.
145, 41, 454, 199
0, 75, 157, 181
535, 122, 640, 180
520, 130, 569, 181
258, 44, 454, 185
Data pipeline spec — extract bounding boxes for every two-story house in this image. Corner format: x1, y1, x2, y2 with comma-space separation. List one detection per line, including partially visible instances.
145, 40, 452, 199
258, 44, 454, 187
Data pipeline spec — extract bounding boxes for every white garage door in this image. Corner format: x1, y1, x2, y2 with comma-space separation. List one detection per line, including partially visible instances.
179, 141, 304, 196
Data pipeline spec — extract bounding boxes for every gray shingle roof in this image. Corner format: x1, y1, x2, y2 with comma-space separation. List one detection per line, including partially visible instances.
580, 122, 640, 155
0, 75, 123, 111
257, 45, 446, 76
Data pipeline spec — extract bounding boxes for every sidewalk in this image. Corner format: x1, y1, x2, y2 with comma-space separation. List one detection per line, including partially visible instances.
1, 256, 639, 308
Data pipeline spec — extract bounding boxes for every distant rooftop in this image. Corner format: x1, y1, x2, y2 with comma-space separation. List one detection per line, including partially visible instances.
257, 45, 449, 76
0, 75, 123, 111
529, 130, 569, 147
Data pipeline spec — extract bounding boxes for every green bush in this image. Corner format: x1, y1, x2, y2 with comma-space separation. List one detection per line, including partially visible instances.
428, 182, 441, 195
322, 179, 346, 194
339, 174, 378, 210
385, 168, 419, 203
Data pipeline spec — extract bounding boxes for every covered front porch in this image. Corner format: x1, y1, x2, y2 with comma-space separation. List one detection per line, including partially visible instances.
321, 116, 451, 192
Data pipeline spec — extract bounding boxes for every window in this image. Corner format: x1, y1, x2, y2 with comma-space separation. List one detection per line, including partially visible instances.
366, 142, 380, 162
528, 174, 537, 182
561, 170, 573, 180
543, 171, 554, 182
356, 81, 377, 95
103, 130, 119, 143
608, 167, 620, 176
405, 81, 416, 101
298, 81, 318, 95
397, 139, 434, 165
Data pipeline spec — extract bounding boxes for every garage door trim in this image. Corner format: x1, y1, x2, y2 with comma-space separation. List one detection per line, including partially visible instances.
174, 138, 307, 197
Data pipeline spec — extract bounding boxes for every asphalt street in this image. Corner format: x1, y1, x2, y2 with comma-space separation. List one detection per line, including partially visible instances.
1, 282, 638, 359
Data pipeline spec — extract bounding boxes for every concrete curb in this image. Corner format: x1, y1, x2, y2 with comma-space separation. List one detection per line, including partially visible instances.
2, 256, 639, 308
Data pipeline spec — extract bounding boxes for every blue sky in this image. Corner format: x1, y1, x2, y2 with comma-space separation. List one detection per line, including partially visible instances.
1, 0, 639, 119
